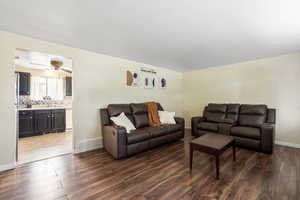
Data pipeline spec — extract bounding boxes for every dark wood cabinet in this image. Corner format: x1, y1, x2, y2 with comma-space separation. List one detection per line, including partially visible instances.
66, 77, 72, 96
19, 72, 31, 95
19, 111, 34, 138
35, 110, 52, 134
18, 109, 66, 138
52, 109, 66, 132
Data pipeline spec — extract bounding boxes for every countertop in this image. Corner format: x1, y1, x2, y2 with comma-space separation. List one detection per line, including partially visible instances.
18, 106, 72, 111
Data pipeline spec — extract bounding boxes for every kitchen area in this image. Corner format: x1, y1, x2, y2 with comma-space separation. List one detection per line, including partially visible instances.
15, 49, 73, 164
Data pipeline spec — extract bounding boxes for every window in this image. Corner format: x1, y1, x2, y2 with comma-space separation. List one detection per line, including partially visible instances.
31, 76, 63, 100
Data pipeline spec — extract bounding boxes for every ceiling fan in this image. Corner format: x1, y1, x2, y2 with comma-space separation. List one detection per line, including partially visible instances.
50, 58, 72, 73
15, 49, 72, 73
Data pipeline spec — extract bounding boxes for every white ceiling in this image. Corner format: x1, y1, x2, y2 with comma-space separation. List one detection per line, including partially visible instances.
1, 0, 300, 72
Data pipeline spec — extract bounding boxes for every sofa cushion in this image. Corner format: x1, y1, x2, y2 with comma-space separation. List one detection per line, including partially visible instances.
130, 103, 149, 128
127, 129, 150, 144
143, 126, 169, 138
226, 104, 240, 123
108, 104, 134, 123
157, 103, 164, 111
108, 104, 131, 116
240, 104, 267, 115
205, 112, 226, 123
204, 104, 226, 123
231, 126, 261, 140
198, 122, 218, 132
110, 112, 136, 133
167, 124, 182, 133
239, 105, 267, 127
158, 111, 176, 124
207, 104, 227, 112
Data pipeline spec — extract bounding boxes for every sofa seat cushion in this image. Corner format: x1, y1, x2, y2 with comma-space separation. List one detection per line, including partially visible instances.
231, 126, 260, 140
197, 122, 218, 132
127, 129, 150, 145
143, 126, 169, 138
167, 124, 182, 133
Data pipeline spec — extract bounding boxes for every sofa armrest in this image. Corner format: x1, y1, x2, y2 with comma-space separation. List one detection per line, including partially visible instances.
102, 125, 127, 159
261, 123, 275, 154
174, 117, 185, 128
174, 117, 185, 137
191, 116, 206, 137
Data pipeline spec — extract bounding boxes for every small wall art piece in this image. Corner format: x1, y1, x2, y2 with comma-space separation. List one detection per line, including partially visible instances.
141, 67, 157, 89
159, 77, 167, 88
126, 70, 139, 87
144, 76, 156, 89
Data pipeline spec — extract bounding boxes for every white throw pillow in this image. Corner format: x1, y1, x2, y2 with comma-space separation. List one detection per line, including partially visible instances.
110, 112, 136, 133
158, 111, 176, 124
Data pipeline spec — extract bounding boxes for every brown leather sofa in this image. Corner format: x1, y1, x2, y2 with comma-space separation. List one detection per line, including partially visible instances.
100, 103, 185, 159
192, 104, 276, 154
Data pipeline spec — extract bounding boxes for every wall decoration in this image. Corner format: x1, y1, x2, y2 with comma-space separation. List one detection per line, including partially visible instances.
152, 77, 156, 88
144, 76, 156, 89
126, 70, 139, 87
159, 77, 167, 88
141, 67, 157, 89
127, 67, 165, 89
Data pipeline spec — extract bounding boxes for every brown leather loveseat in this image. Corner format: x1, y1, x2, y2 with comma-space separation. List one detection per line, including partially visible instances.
100, 103, 185, 159
192, 104, 276, 154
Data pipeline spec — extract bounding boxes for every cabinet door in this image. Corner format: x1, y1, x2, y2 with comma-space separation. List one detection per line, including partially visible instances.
19, 72, 31, 95
52, 109, 66, 132
19, 111, 34, 137
65, 77, 72, 96
35, 110, 52, 134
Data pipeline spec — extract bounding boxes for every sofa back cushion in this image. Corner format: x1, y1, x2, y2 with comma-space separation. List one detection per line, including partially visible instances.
107, 104, 134, 124
157, 103, 164, 111
238, 104, 267, 127
226, 104, 240, 123
130, 103, 149, 128
204, 104, 227, 123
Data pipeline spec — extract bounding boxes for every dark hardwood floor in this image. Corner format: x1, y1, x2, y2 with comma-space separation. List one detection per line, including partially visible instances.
0, 130, 299, 200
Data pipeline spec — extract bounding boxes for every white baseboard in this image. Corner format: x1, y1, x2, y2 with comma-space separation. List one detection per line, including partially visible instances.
0, 162, 16, 172
275, 140, 300, 149
74, 137, 103, 154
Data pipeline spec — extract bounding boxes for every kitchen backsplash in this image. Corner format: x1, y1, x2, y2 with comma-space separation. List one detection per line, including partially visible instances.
18, 96, 72, 106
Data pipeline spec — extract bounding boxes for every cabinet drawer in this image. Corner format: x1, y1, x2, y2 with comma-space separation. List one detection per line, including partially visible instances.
19, 110, 33, 117
52, 109, 65, 113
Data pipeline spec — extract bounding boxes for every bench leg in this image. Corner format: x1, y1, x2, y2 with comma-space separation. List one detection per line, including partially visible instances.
190, 144, 193, 172
233, 140, 236, 162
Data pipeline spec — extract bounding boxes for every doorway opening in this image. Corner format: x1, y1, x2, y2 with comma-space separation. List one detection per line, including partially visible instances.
15, 49, 73, 164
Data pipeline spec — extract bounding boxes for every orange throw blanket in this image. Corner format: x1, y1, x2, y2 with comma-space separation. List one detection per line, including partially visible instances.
145, 101, 161, 126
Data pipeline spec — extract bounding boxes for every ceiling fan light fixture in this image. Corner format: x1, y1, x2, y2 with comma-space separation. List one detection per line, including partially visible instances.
50, 59, 64, 70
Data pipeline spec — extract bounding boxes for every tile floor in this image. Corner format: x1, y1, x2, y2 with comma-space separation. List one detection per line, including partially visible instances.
18, 132, 73, 164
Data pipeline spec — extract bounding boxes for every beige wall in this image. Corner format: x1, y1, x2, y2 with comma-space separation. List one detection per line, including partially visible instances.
183, 53, 300, 144
0, 31, 183, 168
1, 30, 300, 169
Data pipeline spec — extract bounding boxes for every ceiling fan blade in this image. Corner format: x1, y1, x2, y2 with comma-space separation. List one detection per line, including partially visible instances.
60, 68, 72, 73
